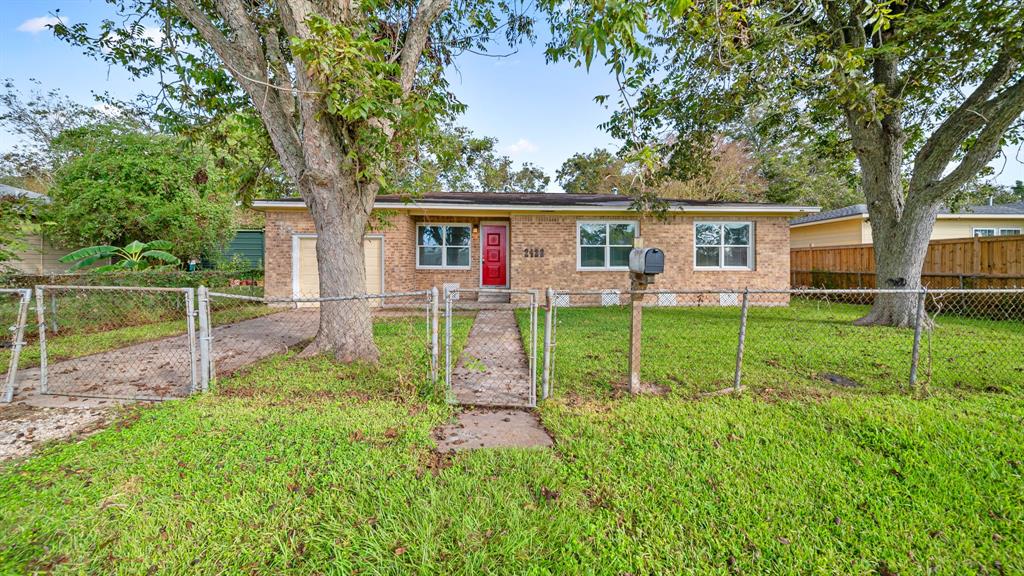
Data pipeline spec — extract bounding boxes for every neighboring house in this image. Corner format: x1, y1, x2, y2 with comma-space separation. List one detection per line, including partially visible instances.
0, 184, 73, 275
222, 230, 265, 269
252, 193, 818, 300
203, 230, 265, 270
790, 202, 1024, 248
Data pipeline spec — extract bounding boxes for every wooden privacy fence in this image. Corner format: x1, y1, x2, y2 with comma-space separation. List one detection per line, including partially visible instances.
791, 235, 1024, 289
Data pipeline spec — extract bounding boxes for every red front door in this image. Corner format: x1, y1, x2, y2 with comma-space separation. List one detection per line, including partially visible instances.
481, 225, 507, 287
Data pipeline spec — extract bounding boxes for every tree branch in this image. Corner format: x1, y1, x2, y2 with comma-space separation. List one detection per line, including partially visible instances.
911, 46, 1021, 189
171, 0, 304, 178
925, 76, 1024, 198
399, 0, 451, 95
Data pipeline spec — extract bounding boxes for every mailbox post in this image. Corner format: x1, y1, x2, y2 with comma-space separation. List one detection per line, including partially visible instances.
627, 245, 665, 394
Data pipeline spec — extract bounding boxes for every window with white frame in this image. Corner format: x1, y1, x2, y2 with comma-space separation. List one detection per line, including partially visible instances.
577, 221, 637, 270
695, 222, 754, 269
416, 224, 471, 268
973, 227, 1022, 237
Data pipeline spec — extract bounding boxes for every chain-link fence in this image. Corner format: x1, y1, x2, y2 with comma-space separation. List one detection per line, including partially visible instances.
1, 289, 32, 403
33, 285, 197, 401
547, 288, 1024, 399
201, 289, 438, 396
444, 288, 539, 408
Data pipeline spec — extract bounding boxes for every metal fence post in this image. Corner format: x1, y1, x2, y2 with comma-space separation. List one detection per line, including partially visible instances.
197, 285, 212, 393
2, 289, 31, 403
35, 286, 48, 395
542, 287, 554, 401
444, 287, 453, 403
909, 287, 927, 393
430, 286, 439, 384
49, 291, 58, 333
733, 289, 750, 393
530, 290, 538, 407
627, 289, 644, 394
184, 288, 198, 394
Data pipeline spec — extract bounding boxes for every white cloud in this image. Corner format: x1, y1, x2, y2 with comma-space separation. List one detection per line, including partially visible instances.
16, 16, 62, 34
503, 138, 537, 155
92, 103, 123, 117
141, 26, 164, 45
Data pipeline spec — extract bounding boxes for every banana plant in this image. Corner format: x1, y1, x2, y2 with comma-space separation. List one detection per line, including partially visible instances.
60, 240, 181, 272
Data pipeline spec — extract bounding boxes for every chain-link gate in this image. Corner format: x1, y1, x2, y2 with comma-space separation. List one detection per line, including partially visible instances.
1, 288, 32, 403
200, 288, 438, 391
444, 288, 539, 408
33, 285, 197, 401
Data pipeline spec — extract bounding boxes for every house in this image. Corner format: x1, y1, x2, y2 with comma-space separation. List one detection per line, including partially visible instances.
0, 184, 72, 275
790, 202, 1024, 248
252, 193, 817, 301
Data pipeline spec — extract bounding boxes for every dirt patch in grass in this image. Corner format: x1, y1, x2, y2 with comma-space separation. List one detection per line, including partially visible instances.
417, 450, 454, 477
0, 403, 112, 461
818, 372, 863, 388
610, 380, 670, 397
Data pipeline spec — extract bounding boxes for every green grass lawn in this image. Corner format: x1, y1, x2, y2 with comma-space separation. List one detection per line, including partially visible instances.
1, 306, 1021, 574
543, 298, 1024, 398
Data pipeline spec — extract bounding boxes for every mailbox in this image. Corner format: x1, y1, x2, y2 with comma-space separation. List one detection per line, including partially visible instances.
629, 248, 664, 275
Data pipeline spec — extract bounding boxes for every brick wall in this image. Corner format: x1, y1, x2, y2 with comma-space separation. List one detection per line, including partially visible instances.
264, 210, 491, 300
508, 213, 791, 293
264, 209, 315, 299
263, 209, 792, 299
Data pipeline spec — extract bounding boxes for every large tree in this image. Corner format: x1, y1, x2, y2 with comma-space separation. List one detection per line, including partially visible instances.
45, 123, 234, 262
0, 79, 110, 187
58, 0, 532, 360
401, 125, 550, 193
556, 148, 633, 194
547, 0, 1024, 326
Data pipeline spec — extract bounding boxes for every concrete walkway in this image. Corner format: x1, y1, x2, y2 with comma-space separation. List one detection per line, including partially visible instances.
1, 310, 320, 460
438, 311, 553, 450
450, 310, 533, 407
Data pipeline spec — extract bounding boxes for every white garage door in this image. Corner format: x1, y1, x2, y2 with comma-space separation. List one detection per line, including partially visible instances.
295, 236, 383, 304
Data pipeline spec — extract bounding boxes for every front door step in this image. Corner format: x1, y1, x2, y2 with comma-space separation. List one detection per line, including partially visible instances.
433, 408, 553, 451
477, 291, 511, 303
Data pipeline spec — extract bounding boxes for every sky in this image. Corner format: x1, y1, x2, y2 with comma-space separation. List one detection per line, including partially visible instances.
1, 0, 1022, 194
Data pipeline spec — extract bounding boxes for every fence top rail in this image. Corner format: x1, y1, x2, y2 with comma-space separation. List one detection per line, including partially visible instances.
0, 288, 32, 296
792, 269, 1024, 280
262, 290, 434, 304
206, 292, 265, 302
445, 287, 539, 296
553, 287, 1024, 297
35, 284, 192, 293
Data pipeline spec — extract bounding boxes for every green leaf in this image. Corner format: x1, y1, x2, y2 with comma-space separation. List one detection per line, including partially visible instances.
143, 240, 173, 251
138, 250, 181, 264
60, 245, 119, 264
123, 240, 147, 255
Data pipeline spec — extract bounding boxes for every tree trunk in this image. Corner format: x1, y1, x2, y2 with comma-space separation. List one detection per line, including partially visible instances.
855, 199, 938, 327
845, 81, 934, 328
298, 173, 380, 363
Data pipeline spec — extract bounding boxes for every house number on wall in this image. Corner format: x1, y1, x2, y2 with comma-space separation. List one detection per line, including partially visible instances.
523, 248, 545, 258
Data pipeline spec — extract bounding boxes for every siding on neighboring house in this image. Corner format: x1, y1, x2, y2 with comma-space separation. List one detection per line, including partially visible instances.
791, 203, 1024, 248
222, 230, 265, 268
790, 218, 867, 248
930, 219, 1023, 240
4, 234, 74, 274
